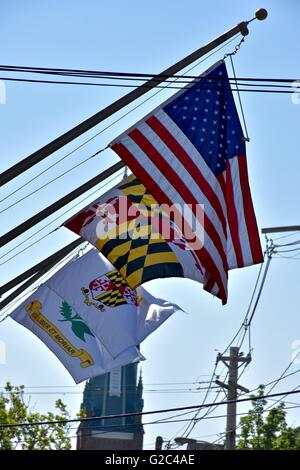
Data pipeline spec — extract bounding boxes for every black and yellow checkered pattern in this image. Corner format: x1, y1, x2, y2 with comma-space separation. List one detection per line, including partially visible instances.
96, 175, 184, 289
93, 269, 133, 307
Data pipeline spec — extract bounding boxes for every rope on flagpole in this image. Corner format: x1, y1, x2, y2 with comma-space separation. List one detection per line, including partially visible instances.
224, 37, 250, 143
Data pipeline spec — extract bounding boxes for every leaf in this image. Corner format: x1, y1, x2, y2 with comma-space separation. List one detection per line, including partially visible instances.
71, 320, 94, 342
59, 301, 73, 320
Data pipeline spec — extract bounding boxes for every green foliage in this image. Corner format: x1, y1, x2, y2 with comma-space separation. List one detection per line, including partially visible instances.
0, 383, 74, 450
237, 385, 300, 450
59, 301, 94, 342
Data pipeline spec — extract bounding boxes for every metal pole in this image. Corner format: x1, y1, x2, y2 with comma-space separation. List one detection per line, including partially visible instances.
0, 237, 84, 296
0, 257, 62, 310
1, 18, 254, 186
0, 161, 124, 247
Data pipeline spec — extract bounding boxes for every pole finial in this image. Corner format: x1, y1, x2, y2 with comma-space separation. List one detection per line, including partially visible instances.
255, 8, 268, 21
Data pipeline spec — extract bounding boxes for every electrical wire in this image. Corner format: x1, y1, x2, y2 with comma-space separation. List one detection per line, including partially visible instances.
0, 246, 87, 321
2, 63, 298, 81
1, 35, 239, 208
0, 63, 298, 84
1, 389, 300, 429
175, 244, 274, 442
0, 147, 108, 214
0, 378, 221, 388
0, 170, 124, 266
1, 75, 298, 93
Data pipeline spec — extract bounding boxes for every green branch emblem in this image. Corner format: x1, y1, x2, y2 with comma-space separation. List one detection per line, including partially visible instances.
59, 301, 94, 342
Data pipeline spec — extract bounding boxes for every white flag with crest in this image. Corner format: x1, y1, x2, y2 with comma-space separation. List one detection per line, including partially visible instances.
10, 249, 182, 382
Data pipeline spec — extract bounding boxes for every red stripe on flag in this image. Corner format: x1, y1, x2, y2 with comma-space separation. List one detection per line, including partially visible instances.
225, 161, 244, 268
128, 128, 229, 273
216, 172, 226, 199
111, 142, 227, 303
204, 273, 215, 294
65, 206, 97, 234
146, 116, 227, 238
237, 155, 263, 264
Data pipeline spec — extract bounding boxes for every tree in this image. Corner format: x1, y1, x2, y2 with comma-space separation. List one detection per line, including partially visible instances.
0, 382, 73, 450
237, 385, 300, 450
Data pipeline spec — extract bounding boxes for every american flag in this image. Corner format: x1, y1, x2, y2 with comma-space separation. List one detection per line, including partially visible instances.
110, 61, 263, 304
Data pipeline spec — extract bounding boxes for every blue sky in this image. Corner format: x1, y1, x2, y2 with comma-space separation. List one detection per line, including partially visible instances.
1, 0, 300, 449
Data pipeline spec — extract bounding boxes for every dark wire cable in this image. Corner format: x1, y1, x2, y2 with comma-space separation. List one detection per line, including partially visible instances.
0, 171, 123, 265
0, 63, 298, 83
0, 147, 108, 214
1, 389, 300, 429
0, 76, 297, 93
0, 35, 239, 205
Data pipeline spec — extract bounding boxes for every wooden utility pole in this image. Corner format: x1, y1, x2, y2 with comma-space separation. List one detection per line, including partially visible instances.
216, 347, 251, 450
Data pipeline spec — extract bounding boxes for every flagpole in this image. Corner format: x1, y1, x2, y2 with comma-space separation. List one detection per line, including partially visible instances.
0, 161, 124, 247
0, 238, 84, 297
0, 261, 60, 310
1, 9, 268, 187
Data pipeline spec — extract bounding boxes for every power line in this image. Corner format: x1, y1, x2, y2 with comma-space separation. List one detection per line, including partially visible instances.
1, 389, 300, 429
0, 147, 108, 214
1, 37, 243, 248
0, 160, 124, 248
1, 75, 297, 93
0, 22, 247, 186
0, 170, 123, 266
2, 64, 296, 82
0, 388, 220, 396
0, 63, 298, 83
0, 35, 239, 204
0, 379, 221, 389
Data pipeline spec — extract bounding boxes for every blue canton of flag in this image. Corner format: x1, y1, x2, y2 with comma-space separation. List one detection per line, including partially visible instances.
164, 62, 245, 175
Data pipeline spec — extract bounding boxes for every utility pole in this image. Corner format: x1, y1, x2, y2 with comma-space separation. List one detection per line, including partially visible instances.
216, 346, 251, 450
0, 9, 268, 248
155, 436, 163, 450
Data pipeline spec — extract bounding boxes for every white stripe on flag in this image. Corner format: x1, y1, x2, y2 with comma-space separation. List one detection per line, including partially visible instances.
229, 157, 253, 266
136, 120, 227, 246
226, 219, 238, 269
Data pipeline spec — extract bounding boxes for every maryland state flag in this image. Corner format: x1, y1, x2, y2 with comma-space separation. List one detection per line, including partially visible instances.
64, 175, 206, 293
